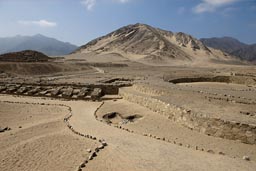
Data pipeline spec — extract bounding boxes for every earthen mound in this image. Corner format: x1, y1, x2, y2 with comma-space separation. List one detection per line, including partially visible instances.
0, 50, 51, 62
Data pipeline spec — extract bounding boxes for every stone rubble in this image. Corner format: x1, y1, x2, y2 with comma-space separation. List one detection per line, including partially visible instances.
0, 84, 113, 101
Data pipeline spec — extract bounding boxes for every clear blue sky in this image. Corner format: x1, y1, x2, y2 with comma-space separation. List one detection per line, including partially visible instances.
0, 0, 255, 46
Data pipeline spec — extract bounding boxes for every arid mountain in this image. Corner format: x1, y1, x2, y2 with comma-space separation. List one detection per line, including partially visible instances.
73, 23, 236, 65
0, 50, 51, 62
230, 44, 256, 61
201, 37, 256, 61
0, 34, 78, 56
200, 37, 247, 53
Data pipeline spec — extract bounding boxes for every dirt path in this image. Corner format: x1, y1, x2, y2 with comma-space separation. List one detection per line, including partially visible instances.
1, 95, 256, 171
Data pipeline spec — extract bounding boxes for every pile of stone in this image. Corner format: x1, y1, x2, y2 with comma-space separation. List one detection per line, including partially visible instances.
0, 84, 105, 101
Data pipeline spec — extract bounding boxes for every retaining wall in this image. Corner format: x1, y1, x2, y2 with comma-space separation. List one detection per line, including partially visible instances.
119, 85, 256, 144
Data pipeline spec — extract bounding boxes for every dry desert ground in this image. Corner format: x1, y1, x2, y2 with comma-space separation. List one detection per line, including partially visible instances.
0, 57, 256, 171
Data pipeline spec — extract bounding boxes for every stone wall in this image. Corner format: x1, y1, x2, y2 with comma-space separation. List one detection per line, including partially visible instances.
0, 82, 125, 95
0, 83, 123, 101
119, 85, 256, 145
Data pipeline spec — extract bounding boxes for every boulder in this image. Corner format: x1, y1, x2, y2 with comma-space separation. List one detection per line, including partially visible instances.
78, 87, 89, 98
243, 156, 250, 161
72, 89, 80, 95
27, 87, 41, 95
0, 126, 11, 133
101, 141, 107, 146
39, 90, 49, 96
6, 86, 17, 93
88, 152, 97, 160
0, 86, 7, 92
50, 87, 63, 97
91, 88, 103, 101
17, 87, 28, 94
62, 87, 73, 98
97, 144, 104, 149
72, 95, 78, 99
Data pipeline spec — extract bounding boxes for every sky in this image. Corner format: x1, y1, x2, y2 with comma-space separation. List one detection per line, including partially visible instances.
0, 0, 256, 46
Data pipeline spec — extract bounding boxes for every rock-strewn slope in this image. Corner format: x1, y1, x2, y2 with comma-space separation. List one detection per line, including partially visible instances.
73, 23, 236, 65
201, 37, 256, 62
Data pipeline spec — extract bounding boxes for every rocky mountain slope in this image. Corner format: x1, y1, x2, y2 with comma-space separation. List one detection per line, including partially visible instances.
73, 23, 236, 65
0, 34, 78, 56
201, 37, 256, 61
231, 44, 256, 61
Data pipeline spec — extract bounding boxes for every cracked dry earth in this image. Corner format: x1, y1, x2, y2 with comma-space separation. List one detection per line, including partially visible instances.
0, 94, 256, 171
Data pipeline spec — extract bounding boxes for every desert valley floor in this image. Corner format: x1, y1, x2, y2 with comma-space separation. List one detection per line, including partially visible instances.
0, 58, 256, 171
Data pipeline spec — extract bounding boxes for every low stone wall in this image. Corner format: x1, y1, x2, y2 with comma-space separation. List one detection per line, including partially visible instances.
132, 84, 166, 96
0, 83, 117, 101
0, 82, 126, 95
119, 86, 256, 145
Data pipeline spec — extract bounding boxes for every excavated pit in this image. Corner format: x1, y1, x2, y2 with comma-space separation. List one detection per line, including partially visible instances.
168, 76, 231, 84
166, 75, 256, 86
102, 112, 142, 125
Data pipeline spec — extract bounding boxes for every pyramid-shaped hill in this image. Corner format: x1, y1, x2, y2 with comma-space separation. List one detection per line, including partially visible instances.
73, 23, 238, 65
0, 50, 51, 62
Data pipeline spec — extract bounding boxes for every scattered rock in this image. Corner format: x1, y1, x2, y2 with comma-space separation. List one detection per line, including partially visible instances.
0, 126, 11, 133
80, 163, 86, 168
207, 150, 215, 154
101, 141, 107, 146
243, 156, 250, 161
88, 152, 97, 160
218, 152, 225, 155
98, 144, 104, 149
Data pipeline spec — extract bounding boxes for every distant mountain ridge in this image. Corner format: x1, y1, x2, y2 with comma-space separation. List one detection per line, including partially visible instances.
200, 37, 256, 61
73, 23, 236, 65
0, 34, 78, 56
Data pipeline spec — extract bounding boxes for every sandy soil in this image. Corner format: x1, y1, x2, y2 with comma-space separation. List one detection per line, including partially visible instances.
0, 98, 97, 171
97, 99, 256, 161
0, 57, 256, 171
1, 95, 255, 171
